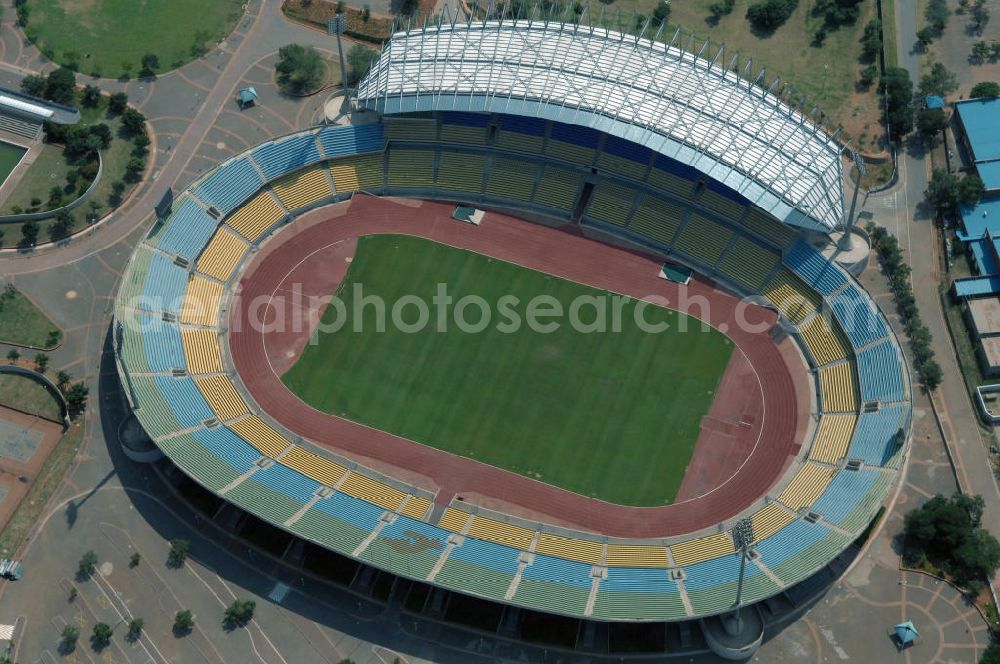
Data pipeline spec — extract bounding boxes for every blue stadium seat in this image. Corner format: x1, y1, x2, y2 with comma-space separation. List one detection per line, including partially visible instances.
811, 469, 879, 523
155, 199, 217, 260
857, 340, 906, 403
154, 376, 215, 428
498, 115, 547, 136
253, 460, 323, 502
142, 253, 188, 314
549, 121, 601, 148
602, 135, 654, 165
313, 491, 384, 530
849, 405, 904, 466
449, 538, 521, 575
317, 123, 385, 159
753, 519, 830, 568
379, 515, 449, 546
252, 133, 322, 180
141, 314, 184, 373
829, 285, 888, 348
194, 157, 264, 216
190, 426, 260, 473
683, 552, 757, 591
653, 154, 702, 182
441, 112, 490, 127
601, 567, 679, 593
522, 554, 593, 589
785, 241, 848, 296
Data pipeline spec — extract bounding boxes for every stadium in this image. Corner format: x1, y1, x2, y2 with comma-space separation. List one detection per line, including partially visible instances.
112, 14, 911, 660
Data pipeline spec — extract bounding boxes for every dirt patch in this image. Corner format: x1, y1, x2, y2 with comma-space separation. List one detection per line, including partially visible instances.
0, 406, 63, 534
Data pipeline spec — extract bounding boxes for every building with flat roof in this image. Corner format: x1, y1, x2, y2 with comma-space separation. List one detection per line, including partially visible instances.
956, 97, 1000, 194
962, 296, 1000, 375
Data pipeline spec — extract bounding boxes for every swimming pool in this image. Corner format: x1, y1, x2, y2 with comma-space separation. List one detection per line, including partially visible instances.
0, 141, 27, 187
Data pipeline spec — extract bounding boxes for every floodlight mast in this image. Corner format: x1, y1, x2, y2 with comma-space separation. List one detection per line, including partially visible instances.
328, 14, 349, 93
730, 517, 755, 634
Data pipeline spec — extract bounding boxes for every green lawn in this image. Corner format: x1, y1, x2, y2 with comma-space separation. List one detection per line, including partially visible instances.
0, 373, 61, 421
283, 235, 734, 506
22, 0, 244, 77
0, 141, 26, 185
0, 143, 71, 215
0, 287, 61, 348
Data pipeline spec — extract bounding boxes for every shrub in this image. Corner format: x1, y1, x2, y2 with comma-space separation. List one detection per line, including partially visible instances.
275, 44, 326, 95
746, 0, 798, 32
970, 81, 1000, 98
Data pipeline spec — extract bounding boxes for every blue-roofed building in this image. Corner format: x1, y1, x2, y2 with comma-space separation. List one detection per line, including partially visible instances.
955, 98, 1000, 194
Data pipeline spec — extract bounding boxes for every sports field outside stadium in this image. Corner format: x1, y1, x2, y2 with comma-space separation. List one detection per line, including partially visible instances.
282, 234, 735, 506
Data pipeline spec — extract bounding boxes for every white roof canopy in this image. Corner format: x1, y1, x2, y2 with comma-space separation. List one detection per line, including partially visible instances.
357, 19, 846, 231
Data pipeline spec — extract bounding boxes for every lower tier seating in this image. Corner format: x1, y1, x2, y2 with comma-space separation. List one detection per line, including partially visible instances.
485, 157, 536, 202
387, 149, 435, 188
674, 215, 732, 266
436, 151, 485, 194
196, 229, 248, 282
270, 165, 332, 210
809, 413, 856, 463
194, 374, 249, 421
763, 269, 820, 325
798, 314, 848, 366
179, 276, 223, 327
778, 462, 837, 511
717, 237, 779, 292
181, 327, 224, 374
228, 415, 291, 458
628, 194, 686, 247
330, 154, 385, 192
819, 362, 858, 413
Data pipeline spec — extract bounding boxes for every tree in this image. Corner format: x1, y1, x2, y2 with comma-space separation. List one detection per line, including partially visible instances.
129, 552, 141, 567
921, 359, 943, 390
925, 169, 983, 214
90, 123, 112, 150
61, 624, 80, 651
224, 599, 256, 627
126, 618, 144, 641
81, 85, 101, 108
861, 19, 882, 61
33, 352, 48, 373
971, 0, 990, 34
970, 81, 1000, 98
78, 550, 98, 578
651, 0, 671, 25
275, 44, 326, 95
981, 643, 1000, 664
6, 349, 19, 364
19, 220, 39, 249
120, 108, 147, 137
916, 26, 934, 48
65, 382, 89, 418
173, 609, 195, 634
139, 53, 160, 78
920, 61, 958, 97
347, 44, 379, 85
56, 370, 72, 389
49, 209, 73, 242
746, 0, 798, 32
925, 0, 949, 32
91, 622, 112, 647
959, 174, 985, 205
20, 74, 46, 98
108, 92, 129, 115
881, 67, 915, 138
167, 538, 189, 567
916, 108, 948, 139
44, 67, 76, 105
708, 0, 736, 19
972, 40, 991, 64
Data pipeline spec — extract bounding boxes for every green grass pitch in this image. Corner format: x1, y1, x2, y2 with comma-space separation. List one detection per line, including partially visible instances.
282, 235, 735, 506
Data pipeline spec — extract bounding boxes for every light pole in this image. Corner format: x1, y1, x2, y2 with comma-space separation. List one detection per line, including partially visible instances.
328, 14, 349, 93
730, 517, 755, 635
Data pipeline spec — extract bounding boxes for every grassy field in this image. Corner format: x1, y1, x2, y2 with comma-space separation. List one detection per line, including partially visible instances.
0, 144, 71, 216
0, 422, 81, 557
283, 235, 734, 506
22, 0, 244, 77
0, 374, 62, 421
0, 287, 60, 348
0, 141, 26, 185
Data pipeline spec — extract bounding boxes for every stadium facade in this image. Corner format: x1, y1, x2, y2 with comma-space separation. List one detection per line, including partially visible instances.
113, 17, 910, 660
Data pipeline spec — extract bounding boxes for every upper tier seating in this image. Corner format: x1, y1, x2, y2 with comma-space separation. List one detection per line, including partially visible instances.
252, 460, 322, 503
494, 115, 546, 154
439, 112, 490, 146
386, 119, 438, 143
593, 567, 685, 621
225, 191, 285, 242
252, 133, 322, 180
811, 469, 884, 527
140, 315, 184, 373
742, 208, 798, 249
699, 188, 745, 222
153, 198, 217, 260
142, 253, 188, 314
857, 339, 906, 403
545, 122, 599, 166
785, 240, 847, 296
154, 376, 215, 428
194, 157, 264, 216
597, 135, 652, 181
158, 434, 240, 491
317, 123, 384, 158
848, 405, 905, 467
829, 285, 888, 348
130, 375, 183, 439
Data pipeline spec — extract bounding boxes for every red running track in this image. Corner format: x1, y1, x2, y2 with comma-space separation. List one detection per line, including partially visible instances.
229, 195, 808, 538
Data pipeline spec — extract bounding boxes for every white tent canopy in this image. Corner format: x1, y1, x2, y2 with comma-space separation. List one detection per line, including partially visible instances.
357, 19, 845, 232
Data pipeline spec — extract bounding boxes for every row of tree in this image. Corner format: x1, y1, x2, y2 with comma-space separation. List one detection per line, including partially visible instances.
865, 223, 943, 390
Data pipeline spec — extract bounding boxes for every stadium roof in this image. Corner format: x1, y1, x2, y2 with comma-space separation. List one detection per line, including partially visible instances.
356, 18, 846, 232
